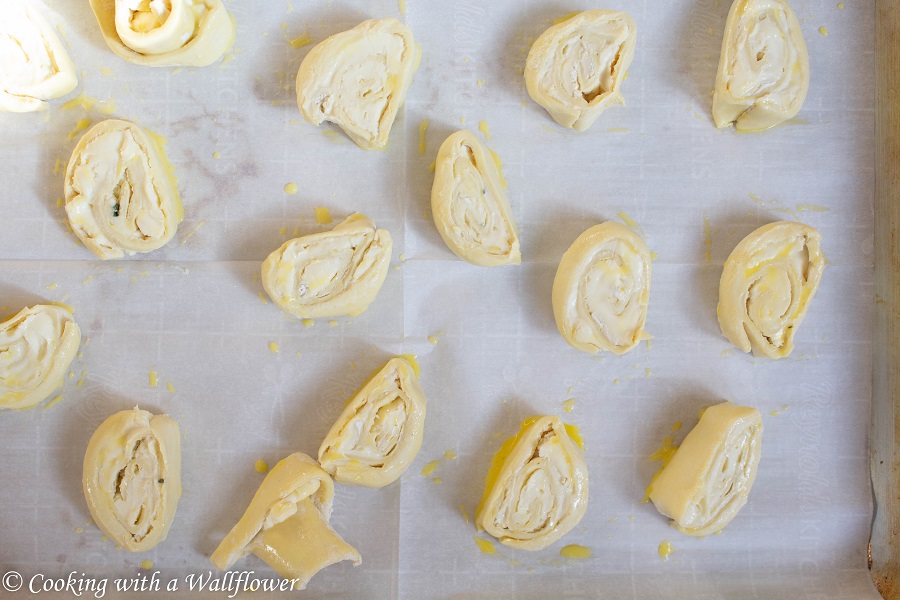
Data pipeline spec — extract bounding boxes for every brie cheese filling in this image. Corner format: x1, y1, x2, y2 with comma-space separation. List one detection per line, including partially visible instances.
319, 356, 426, 488
552, 222, 651, 354
0, 304, 81, 410
431, 130, 520, 266
296, 18, 420, 150
0, 0, 77, 112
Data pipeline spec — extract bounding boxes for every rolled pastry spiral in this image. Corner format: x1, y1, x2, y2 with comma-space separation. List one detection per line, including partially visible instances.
261, 214, 393, 319
319, 356, 426, 488
431, 130, 521, 266
552, 222, 651, 354
525, 10, 637, 131
65, 119, 184, 260
296, 18, 420, 150
0, 304, 80, 410
88, 0, 235, 67
718, 221, 824, 359
476, 416, 588, 551
211, 453, 361, 590
0, 0, 78, 112
649, 402, 763, 537
712, 0, 809, 131
83, 407, 182, 551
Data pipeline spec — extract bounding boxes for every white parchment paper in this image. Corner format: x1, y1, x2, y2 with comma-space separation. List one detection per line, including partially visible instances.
0, 1, 880, 598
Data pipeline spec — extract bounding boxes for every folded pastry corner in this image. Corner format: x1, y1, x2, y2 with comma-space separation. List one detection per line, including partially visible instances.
476, 416, 588, 551
83, 407, 182, 551
431, 130, 521, 266
0, 0, 78, 112
0, 304, 81, 410
552, 221, 651, 354
712, 0, 809, 131
210, 453, 361, 590
718, 221, 824, 358
65, 119, 184, 260
261, 214, 393, 319
88, 0, 235, 67
319, 356, 426, 487
649, 402, 763, 536
525, 10, 636, 131
296, 18, 420, 149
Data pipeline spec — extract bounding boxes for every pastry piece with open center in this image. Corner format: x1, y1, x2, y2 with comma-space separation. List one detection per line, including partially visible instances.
649, 402, 763, 536
319, 356, 426, 488
262, 214, 392, 319
65, 119, 183, 260
552, 222, 651, 354
0, 0, 78, 112
476, 416, 588, 551
525, 10, 636, 131
88, 0, 235, 67
0, 304, 80, 410
296, 18, 420, 150
211, 453, 361, 590
83, 407, 181, 551
431, 130, 520, 266
718, 221, 824, 358
712, 0, 809, 131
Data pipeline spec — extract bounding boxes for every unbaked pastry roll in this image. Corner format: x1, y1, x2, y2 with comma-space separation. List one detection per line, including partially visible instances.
88, 0, 235, 67
296, 18, 420, 150
476, 416, 588, 551
210, 453, 360, 590
0, 304, 80, 410
525, 10, 636, 131
319, 356, 426, 488
0, 0, 78, 112
718, 221, 824, 358
83, 407, 181, 551
712, 0, 809, 131
65, 119, 184, 260
552, 222, 651, 354
261, 214, 392, 319
649, 402, 762, 536
431, 130, 520, 266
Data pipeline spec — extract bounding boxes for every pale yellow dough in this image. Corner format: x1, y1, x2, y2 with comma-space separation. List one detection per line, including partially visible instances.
718, 221, 824, 358
261, 214, 392, 319
83, 407, 182, 551
0, 0, 78, 112
552, 222, 651, 354
296, 18, 420, 150
319, 356, 426, 488
0, 304, 80, 410
476, 416, 588, 551
712, 0, 809, 131
88, 0, 235, 67
210, 453, 360, 590
65, 119, 184, 260
525, 10, 636, 131
431, 130, 520, 266
649, 402, 762, 537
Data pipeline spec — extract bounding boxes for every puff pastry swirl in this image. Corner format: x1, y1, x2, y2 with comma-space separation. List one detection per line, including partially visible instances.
296, 18, 420, 150
83, 407, 182, 551
552, 222, 651, 354
476, 416, 588, 551
649, 402, 762, 536
211, 453, 361, 590
525, 10, 637, 131
718, 221, 824, 358
0, 304, 80, 410
712, 0, 809, 131
65, 119, 183, 260
319, 356, 426, 488
0, 0, 78, 112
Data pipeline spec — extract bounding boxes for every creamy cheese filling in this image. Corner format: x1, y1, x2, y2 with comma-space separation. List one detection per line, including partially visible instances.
115, 0, 203, 55
113, 435, 163, 544
547, 19, 630, 107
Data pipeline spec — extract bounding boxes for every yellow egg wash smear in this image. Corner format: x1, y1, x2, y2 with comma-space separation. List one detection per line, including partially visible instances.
658, 540, 674, 560
418, 120, 429, 155
560, 544, 591, 559
644, 434, 680, 502
474, 536, 496, 554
